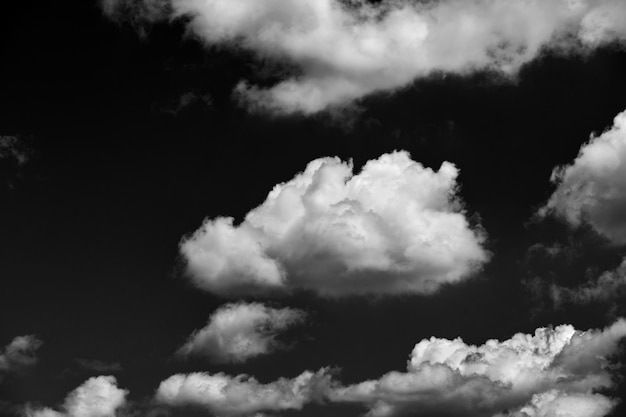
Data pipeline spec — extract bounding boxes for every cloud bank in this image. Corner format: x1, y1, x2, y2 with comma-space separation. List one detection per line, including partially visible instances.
177, 302, 305, 363
0, 335, 42, 375
155, 368, 331, 416
107, 0, 626, 113
330, 319, 626, 417
26, 376, 128, 417
541, 108, 626, 244
181, 151, 487, 297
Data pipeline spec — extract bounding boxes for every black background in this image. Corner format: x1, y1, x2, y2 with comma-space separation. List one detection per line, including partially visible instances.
1, 1, 626, 416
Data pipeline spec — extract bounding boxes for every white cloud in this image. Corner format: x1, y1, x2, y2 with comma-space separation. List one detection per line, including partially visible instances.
155, 368, 331, 416
541, 108, 626, 244
26, 376, 128, 417
181, 151, 488, 297
330, 319, 626, 417
177, 302, 305, 363
0, 335, 42, 374
115, 0, 626, 114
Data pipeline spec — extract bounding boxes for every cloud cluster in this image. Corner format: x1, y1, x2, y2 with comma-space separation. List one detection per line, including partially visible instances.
541, 108, 626, 244
101, 0, 626, 113
181, 151, 487, 297
330, 319, 626, 417
155, 368, 331, 416
177, 302, 305, 363
0, 335, 42, 375
26, 376, 128, 417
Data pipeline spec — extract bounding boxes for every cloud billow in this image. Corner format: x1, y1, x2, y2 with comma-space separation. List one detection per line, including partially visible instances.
180, 151, 488, 297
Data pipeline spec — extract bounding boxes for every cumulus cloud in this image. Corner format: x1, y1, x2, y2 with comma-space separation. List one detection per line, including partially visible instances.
0, 335, 42, 375
26, 376, 128, 417
181, 151, 488, 297
104, 0, 626, 113
155, 368, 332, 416
541, 108, 626, 244
177, 302, 305, 363
330, 319, 626, 417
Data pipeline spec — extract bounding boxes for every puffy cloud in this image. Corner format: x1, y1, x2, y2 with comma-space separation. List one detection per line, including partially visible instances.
541, 109, 626, 244
0, 335, 42, 374
181, 151, 488, 297
155, 368, 332, 416
105, 0, 626, 113
330, 319, 626, 417
26, 376, 128, 417
176, 302, 305, 363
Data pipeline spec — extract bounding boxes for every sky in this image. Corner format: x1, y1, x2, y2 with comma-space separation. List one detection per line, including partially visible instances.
2, 0, 626, 416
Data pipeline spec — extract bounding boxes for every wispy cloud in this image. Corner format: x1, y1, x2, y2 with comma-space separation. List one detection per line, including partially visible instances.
75, 358, 124, 373
0, 335, 42, 376
0, 135, 30, 167
177, 302, 305, 363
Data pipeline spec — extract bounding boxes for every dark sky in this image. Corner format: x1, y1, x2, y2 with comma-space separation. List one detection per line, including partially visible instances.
2, 1, 626, 417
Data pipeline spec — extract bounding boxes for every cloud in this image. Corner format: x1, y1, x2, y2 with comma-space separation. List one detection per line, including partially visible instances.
0, 335, 42, 375
104, 0, 626, 113
329, 319, 626, 417
550, 257, 626, 306
26, 376, 128, 417
541, 108, 626, 244
176, 302, 305, 363
181, 151, 488, 297
0, 136, 30, 166
155, 368, 332, 416
498, 390, 616, 417
100, 0, 170, 30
